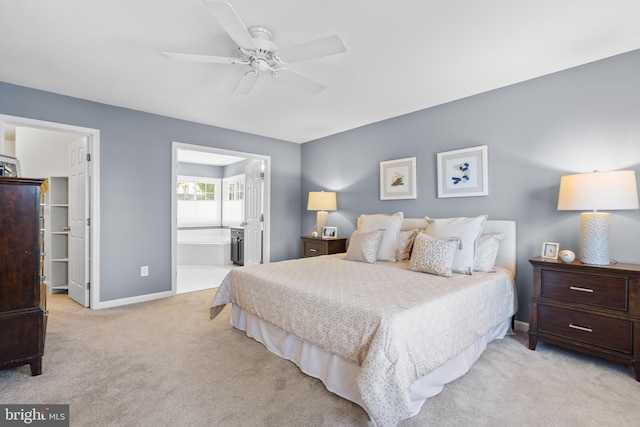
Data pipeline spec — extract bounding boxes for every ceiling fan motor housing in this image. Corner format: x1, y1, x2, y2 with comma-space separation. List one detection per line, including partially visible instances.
240, 27, 283, 74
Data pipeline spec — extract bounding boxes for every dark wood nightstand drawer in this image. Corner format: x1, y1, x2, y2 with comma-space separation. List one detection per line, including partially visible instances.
538, 305, 632, 354
300, 236, 347, 258
304, 240, 327, 257
530, 257, 640, 381
541, 269, 628, 311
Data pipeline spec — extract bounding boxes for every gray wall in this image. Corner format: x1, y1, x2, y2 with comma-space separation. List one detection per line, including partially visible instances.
0, 81, 301, 303
301, 49, 640, 322
3, 48, 639, 313
177, 159, 250, 178
224, 159, 252, 177
177, 162, 222, 178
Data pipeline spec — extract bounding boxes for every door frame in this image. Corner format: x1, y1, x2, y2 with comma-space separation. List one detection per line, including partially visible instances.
171, 141, 271, 294
0, 114, 101, 309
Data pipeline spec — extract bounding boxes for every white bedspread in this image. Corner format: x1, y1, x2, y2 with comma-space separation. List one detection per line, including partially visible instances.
210, 254, 516, 427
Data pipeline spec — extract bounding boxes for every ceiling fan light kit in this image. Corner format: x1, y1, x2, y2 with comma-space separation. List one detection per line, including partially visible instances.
162, 1, 347, 95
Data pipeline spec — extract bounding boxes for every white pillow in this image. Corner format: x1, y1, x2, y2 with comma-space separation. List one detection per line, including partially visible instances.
396, 228, 418, 261
474, 233, 505, 272
409, 233, 460, 277
345, 230, 384, 264
357, 212, 403, 262
425, 215, 487, 275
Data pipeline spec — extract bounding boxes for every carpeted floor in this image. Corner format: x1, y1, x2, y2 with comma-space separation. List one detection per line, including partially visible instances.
1, 290, 638, 426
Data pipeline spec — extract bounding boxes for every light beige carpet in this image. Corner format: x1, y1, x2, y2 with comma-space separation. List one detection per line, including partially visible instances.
1, 290, 638, 427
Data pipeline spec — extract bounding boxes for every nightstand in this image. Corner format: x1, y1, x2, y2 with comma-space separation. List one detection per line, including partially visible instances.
300, 236, 347, 258
529, 256, 640, 381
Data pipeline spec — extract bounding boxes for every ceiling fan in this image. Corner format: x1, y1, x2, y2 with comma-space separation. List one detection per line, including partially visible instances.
162, 0, 347, 95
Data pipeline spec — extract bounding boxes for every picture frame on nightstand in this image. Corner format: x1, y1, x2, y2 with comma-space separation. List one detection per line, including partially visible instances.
541, 242, 560, 259
322, 226, 337, 238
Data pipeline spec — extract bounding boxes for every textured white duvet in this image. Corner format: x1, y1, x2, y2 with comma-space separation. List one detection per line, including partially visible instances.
210, 254, 516, 427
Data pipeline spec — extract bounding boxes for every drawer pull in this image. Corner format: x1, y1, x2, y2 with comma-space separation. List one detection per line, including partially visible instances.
309, 248, 317, 252
568, 323, 593, 333
569, 286, 594, 293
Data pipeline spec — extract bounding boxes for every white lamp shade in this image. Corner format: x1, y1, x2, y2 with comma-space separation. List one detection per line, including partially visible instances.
557, 170, 639, 265
558, 170, 639, 211
307, 191, 337, 211
307, 191, 337, 236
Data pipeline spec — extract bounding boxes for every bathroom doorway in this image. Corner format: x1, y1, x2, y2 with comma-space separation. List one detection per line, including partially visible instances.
171, 142, 270, 294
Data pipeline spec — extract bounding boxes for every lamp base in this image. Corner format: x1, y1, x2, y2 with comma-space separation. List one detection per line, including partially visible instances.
316, 211, 328, 236
579, 212, 610, 265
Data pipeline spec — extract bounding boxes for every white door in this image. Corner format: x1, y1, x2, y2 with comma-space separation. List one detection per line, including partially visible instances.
68, 137, 90, 307
244, 160, 263, 265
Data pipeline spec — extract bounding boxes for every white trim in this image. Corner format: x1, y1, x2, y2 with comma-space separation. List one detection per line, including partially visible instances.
514, 320, 529, 332
96, 291, 173, 309
171, 141, 271, 295
177, 175, 221, 184
172, 144, 178, 295
0, 114, 101, 310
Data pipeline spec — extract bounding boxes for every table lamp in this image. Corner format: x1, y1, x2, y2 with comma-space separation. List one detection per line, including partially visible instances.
557, 170, 639, 265
307, 191, 337, 236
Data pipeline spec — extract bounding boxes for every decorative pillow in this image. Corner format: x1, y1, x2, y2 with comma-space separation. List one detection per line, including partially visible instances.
425, 215, 487, 275
345, 230, 384, 264
409, 233, 460, 277
396, 229, 418, 261
474, 233, 505, 272
356, 212, 404, 262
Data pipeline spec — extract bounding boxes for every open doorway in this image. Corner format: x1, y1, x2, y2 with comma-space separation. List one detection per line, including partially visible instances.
0, 115, 100, 308
171, 142, 270, 294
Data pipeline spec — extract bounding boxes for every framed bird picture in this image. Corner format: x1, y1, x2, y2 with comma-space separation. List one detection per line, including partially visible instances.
437, 145, 488, 198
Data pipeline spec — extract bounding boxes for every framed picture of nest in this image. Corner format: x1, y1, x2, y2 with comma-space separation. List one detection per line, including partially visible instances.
379, 157, 416, 200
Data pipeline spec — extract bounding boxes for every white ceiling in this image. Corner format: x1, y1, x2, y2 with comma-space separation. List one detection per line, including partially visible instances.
1, 1, 639, 144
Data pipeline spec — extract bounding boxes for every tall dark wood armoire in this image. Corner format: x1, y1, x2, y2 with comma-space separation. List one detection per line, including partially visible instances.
0, 177, 47, 375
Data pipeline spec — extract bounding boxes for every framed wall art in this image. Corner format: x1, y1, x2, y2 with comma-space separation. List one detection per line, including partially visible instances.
437, 145, 488, 198
379, 157, 417, 200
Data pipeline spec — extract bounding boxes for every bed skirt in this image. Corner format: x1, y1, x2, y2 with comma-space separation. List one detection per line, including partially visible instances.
231, 304, 511, 424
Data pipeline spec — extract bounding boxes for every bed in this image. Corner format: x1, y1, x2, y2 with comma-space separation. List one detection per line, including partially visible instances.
210, 216, 517, 426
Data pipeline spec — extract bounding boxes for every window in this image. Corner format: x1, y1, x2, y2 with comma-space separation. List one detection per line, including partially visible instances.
196, 182, 216, 200
226, 179, 244, 201
222, 174, 245, 226
177, 176, 221, 227
177, 181, 216, 201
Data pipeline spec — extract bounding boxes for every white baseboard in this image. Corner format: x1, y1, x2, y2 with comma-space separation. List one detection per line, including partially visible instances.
93, 291, 173, 309
513, 319, 529, 332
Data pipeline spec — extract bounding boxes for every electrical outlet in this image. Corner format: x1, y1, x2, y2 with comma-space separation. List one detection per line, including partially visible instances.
140, 266, 149, 277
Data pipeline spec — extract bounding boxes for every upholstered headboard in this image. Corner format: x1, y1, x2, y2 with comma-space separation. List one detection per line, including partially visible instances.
400, 218, 517, 276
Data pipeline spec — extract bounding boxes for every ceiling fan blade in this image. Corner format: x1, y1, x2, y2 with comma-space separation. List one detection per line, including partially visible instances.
275, 69, 326, 94
278, 35, 346, 64
233, 71, 260, 95
204, 1, 256, 50
161, 52, 236, 64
